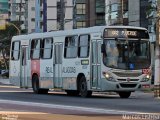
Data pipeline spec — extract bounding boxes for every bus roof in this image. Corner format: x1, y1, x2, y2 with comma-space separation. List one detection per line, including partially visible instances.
12, 25, 148, 41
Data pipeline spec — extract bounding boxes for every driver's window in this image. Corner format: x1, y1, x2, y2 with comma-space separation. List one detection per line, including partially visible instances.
141, 43, 147, 57
105, 40, 119, 67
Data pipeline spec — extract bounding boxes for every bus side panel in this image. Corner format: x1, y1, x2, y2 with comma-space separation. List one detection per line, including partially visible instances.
62, 58, 79, 90
31, 60, 40, 81
62, 58, 90, 90
40, 59, 53, 89
27, 59, 32, 87
10, 60, 21, 86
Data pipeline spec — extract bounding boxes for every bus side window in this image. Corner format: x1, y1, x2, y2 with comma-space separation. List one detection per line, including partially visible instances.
41, 38, 53, 59
64, 35, 78, 58
30, 39, 41, 59
11, 41, 20, 60
78, 34, 90, 58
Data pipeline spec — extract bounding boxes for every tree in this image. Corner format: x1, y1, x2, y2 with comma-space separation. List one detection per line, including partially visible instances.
0, 21, 19, 70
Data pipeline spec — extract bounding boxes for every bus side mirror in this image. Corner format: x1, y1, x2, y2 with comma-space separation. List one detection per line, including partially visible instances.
101, 44, 105, 53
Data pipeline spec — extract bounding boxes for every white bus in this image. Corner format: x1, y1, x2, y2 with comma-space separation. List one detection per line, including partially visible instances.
9, 26, 151, 98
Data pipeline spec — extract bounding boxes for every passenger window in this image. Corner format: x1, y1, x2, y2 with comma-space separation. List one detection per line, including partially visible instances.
78, 35, 90, 58
30, 39, 41, 59
41, 38, 53, 59
11, 41, 20, 60
64, 35, 78, 58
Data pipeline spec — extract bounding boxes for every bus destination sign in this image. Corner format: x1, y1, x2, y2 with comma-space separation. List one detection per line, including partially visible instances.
103, 28, 149, 39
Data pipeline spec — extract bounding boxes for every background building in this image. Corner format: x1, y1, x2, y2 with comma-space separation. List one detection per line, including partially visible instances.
8, 0, 156, 36
33, 0, 73, 33
28, 0, 35, 33
8, 0, 27, 32
105, 0, 150, 28
74, 0, 105, 29
9, 0, 73, 33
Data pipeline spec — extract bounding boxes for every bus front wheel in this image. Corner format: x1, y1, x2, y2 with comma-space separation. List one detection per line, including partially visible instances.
32, 75, 49, 94
79, 77, 92, 97
118, 92, 131, 98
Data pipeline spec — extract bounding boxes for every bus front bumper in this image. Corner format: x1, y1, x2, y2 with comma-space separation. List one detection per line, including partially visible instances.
100, 78, 151, 92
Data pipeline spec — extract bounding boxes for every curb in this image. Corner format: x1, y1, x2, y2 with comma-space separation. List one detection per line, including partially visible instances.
0, 78, 11, 85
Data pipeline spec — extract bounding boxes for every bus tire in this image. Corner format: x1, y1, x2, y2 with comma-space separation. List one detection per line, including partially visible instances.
118, 92, 131, 98
79, 76, 92, 97
32, 75, 49, 94
41, 89, 49, 94
65, 90, 79, 96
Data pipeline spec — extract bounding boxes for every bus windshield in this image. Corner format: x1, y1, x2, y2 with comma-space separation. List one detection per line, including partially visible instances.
102, 39, 150, 70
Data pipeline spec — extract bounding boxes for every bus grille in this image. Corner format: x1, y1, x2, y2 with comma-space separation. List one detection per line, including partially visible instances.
120, 83, 137, 88
113, 72, 141, 77
117, 79, 139, 82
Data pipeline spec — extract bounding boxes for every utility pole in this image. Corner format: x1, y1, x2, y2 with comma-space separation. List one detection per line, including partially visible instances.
18, 0, 22, 33
73, 0, 77, 29
24, 0, 28, 33
121, 0, 124, 25
43, 0, 47, 32
154, 0, 160, 98
60, 0, 65, 30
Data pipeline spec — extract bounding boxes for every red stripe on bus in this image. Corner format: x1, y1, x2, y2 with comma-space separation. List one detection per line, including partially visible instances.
31, 60, 40, 78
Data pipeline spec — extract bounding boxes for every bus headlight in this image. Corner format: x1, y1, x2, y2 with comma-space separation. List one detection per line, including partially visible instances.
142, 74, 151, 82
103, 72, 117, 82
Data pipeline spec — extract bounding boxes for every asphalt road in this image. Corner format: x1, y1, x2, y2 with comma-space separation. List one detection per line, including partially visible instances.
0, 79, 160, 120
0, 83, 159, 120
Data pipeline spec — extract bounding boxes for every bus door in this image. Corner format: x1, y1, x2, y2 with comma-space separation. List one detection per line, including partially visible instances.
54, 43, 63, 88
20, 45, 28, 88
91, 40, 101, 89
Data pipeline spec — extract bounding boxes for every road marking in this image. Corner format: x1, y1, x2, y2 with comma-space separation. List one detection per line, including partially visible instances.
0, 111, 47, 114
0, 85, 20, 88
0, 99, 156, 115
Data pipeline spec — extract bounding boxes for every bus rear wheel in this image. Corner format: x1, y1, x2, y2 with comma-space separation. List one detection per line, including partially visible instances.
79, 77, 92, 97
32, 75, 49, 94
118, 92, 131, 98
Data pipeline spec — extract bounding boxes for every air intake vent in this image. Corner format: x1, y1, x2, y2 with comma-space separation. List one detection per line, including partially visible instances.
120, 83, 137, 88
113, 72, 141, 77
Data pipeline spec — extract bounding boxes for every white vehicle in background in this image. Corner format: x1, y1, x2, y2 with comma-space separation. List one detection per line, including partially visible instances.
9, 26, 151, 98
